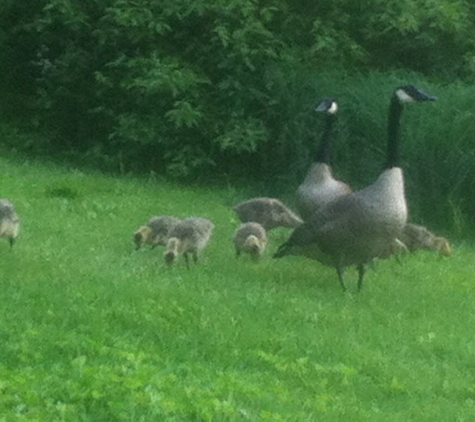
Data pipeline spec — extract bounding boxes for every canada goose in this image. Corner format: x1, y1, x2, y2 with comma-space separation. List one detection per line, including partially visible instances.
233, 197, 302, 231
399, 223, 452, 257
296, 98, 352, 221
0, 199, 20, 248
273, 85, 436, 291
134, 215, 180, 250
164, 217, 214, 268
233, 222, 268, 261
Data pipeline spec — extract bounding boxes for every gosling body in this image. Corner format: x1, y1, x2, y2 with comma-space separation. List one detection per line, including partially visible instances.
134, 215, 180, 250
233, 222, 268, 261
400, 223, 452, 256
164, 217, 214, 268
0, 199, 20, 248
233, 197, 302, 231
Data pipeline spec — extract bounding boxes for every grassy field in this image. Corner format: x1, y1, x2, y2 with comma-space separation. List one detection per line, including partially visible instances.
1, 154, 475, 421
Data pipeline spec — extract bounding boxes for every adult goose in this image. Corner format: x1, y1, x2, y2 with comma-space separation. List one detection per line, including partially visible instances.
296, 98, 352, 221
274, 85, 436, 291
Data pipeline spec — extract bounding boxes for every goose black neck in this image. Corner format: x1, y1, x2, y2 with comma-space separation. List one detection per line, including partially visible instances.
315, 114, 336, 165
385, 96, 404, 169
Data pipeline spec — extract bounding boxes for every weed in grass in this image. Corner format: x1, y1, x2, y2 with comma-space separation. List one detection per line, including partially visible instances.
44, 185, 80, 200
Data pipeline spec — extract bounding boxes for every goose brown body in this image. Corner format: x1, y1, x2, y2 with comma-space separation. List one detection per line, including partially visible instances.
0, 199, 20, 248
297, 99, 352, 221
297, 163, 352, 221
284, 168, 407, 268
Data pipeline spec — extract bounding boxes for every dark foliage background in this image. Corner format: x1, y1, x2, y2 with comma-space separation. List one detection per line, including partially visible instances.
1, 0, 475, 232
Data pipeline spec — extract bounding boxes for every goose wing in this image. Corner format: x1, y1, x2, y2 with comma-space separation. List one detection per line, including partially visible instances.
273, 194, 376, 266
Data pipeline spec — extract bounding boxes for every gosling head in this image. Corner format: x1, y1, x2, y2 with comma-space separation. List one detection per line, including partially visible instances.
134, 226, 153, 250
243, 235, 264, 261
433, 237, 452, 257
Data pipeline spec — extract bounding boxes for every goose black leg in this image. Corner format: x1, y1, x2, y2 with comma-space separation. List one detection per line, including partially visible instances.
184, 253, 190, 269
336, 267, 346, 292
357, 264, 365, 291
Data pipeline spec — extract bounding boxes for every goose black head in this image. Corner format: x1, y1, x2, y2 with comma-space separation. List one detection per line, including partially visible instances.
394, 85, 437, 103
315, 98, 338, 114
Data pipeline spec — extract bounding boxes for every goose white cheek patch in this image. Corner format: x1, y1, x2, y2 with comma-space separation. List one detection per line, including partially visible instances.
395, 89, 415, 103
328, 102, 339, 114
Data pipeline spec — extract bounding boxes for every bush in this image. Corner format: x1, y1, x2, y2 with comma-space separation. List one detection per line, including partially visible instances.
2, 0, 475, 177
2, 1, 475, 230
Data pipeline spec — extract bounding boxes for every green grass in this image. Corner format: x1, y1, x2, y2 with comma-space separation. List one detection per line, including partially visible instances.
1, 155, 475, 421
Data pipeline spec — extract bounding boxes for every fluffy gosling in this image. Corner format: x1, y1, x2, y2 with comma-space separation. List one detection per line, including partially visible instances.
134, 215, 180, 250
400, 223, 452, 257
233, 197, 302, 231
233, 222, 268, 261
164, 217, 214, 268
0, 199, 20, 248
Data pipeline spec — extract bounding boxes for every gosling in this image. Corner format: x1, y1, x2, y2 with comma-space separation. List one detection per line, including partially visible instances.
233, 222, 268, 261
0, 199, 20, 248
164, 217, 214, 268
233, 197, 302, 231
400, 223, 452, 257
134, 215, 180, 250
